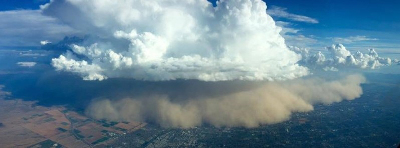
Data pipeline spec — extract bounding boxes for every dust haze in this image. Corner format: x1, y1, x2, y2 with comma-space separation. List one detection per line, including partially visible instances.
86, 74, 365, 128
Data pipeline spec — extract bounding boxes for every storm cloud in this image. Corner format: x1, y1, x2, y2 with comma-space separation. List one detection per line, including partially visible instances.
35, 0, 371, 128
43, 0, 308, 81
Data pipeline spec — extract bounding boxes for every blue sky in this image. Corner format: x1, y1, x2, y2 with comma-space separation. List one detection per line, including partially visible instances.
0, 0, 48, 10
0, 0, 399, 58
263, 0, 400, 54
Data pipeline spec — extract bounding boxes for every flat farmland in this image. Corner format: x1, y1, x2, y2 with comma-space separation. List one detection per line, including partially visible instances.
0, 86, 147, 148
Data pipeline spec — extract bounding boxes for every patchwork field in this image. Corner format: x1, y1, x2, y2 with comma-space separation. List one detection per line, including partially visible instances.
0, 86, 146, 148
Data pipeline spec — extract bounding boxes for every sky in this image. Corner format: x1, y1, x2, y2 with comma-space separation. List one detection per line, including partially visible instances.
1, 0, 399, 49
0, 0, 398, 77
0, 0, 398, 56
0, 0, 397, 77
264, 0, 400, 55
0, 0, 399, 127
215, 0, 400, 57
0, 0, 48, 10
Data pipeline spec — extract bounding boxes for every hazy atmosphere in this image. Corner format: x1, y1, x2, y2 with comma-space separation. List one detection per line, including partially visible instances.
0, 0, 399, 147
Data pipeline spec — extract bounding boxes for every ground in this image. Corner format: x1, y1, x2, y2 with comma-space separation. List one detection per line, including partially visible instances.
1, 73, 400, 148
0, 90, 146, 148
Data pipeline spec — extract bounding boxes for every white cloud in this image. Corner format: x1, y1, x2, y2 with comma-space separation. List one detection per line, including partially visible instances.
40, 40, 51, 45
275, 21, 317, 48
331, 36, 378, 43
275, 21, 299, 34
52, 51, 106, 80
0, 10, 76, 48
289, 44, 392, 70
44, 0, 308, 81
17, 62, 37, 67
394, 59, 400, 65
268, 8, 319, 48
19, 50, 49, 57
284, 34, 318, 48
267, 6, 319, 24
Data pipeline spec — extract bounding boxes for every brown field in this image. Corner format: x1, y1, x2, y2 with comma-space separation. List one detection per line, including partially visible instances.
54, 133, 88, 148
0, 124, 46, 148
46, 110, 71, 124
77, 122, 105, 144
0, 99, 48, 148
0, 87, 146, 148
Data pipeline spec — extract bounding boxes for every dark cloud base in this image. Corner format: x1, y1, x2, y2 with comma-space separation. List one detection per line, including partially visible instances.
0, 71, 264, 109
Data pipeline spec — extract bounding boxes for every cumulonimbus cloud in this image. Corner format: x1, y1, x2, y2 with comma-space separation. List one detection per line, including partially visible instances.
37, 0, 374, 129
42, 0, 308, 81
86, 74, 366, 128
